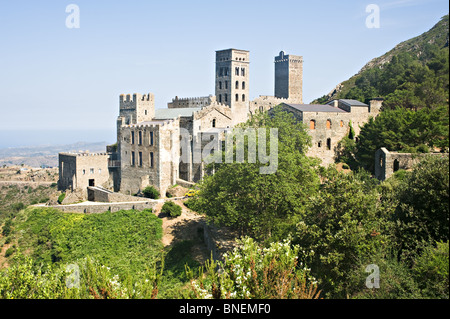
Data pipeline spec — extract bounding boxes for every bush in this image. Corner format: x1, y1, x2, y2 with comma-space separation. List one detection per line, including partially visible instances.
57, 193, 66, 204
4, 247, 14, 258
142, 186, 160, 199
161, 201, 182, 218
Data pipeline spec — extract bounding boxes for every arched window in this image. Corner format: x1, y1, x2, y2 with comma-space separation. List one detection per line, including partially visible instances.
242, 81, 245, 89
340, 120, 344, 127
235, 81, 239, 89
212, 119, 216, 128
327, 138, 331, 150
310, 120, 316, 130
326, 119, 331, 129
241, 68, 245, 76
235, 94, 239, 102
242, 94, 245, 101
235, 67, 239, 76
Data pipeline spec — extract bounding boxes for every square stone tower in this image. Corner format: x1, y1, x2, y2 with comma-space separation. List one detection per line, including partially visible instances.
215, 49, 250, 125
274, 51, 303, 103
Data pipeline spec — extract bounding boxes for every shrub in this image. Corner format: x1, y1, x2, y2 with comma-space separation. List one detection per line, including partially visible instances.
142, 186, 160, 199
4, 247, 14, 258
161, 201, 182, 218
57, 193, 66, 204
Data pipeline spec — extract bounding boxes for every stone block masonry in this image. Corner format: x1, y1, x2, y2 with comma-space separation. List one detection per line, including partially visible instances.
45, 199, 159, 214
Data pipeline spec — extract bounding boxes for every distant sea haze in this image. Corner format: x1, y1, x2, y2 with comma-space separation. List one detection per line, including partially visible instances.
0, 129, 116, 149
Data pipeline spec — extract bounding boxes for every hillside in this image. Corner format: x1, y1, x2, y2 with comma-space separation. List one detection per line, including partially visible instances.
314, 14, 449, 109
0, 141, 108, 168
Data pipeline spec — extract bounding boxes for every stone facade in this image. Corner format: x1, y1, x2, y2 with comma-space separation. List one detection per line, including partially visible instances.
275, 51, 303, 103
374, 147, 448, 180
58, 152, 111, 196
278, 99, 382, 166
59, 47, 383, 200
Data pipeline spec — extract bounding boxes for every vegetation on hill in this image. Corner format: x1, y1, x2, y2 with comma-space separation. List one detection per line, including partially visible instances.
315, 15, 449, 107
319, 15, 449, 172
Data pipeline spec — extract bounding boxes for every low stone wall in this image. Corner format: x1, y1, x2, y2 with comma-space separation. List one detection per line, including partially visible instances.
47, 200, 159, 214
176, 179, 196, 189
87, 186, 149, 203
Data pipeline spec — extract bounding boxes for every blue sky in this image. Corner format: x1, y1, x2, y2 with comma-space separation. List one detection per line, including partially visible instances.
0, 0, 448, 137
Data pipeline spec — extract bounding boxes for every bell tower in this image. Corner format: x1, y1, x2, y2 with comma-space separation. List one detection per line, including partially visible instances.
215, 49, 250, 125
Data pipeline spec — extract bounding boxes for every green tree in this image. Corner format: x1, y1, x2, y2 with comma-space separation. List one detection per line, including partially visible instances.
392, 156, 449, 262
195, 107, 320, 240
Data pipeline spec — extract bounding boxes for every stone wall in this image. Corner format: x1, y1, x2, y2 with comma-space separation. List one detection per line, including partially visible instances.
47, 200, 158, 214
58, 152, 111, 196
119, 119, 180, 197
374, 147, 448, 180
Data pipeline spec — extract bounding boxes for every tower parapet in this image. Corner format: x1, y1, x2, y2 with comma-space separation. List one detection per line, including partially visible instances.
118, 93, 155, 125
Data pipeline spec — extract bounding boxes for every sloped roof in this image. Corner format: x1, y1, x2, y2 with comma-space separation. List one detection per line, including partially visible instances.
283, 103, 347, 113
154, 107, 201, 120
338, 99, 368, 107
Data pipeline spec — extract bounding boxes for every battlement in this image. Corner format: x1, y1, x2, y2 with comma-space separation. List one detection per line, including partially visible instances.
120, 93, 154, 109
59, 152, 109, 157
168, 95, 214, 109
274, 51, 303, 63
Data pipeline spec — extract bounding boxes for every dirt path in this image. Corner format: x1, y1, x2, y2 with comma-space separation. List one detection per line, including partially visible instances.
153, 198, 209, 264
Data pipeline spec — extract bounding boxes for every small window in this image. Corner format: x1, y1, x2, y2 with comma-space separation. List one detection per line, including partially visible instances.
219, 94, 222, 103
139, 152, 143, 166
82, 169, 86, 175
131, 131, 135, 144
241, 68, 245, 76
235, 67, 239, 76
318, 141, 322, 148
150, 152, 154, 168
131, 152, 135, 166
242, 81, 245, 89
340, 120, 344, 127
212, 119, 216, 128
224, 93, 228, 102
310, 120, 316, 130
242, 94, 245, 102
219, 81, 222, 89
235, 81, 239, 89
138, 131, 142, 145
90, 168, 94, 174
150, 131, 154, 146
235, 94, 239, 102
327, 138, 331, 150
393, 159, 400, 172
98, 169, 101, 174
326, 119, 331, 130
225, 81, 228, 89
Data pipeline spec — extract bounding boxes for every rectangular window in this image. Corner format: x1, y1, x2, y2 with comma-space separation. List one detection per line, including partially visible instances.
131, 131, 135, 145
131, 151, 135, 166
138, 131, 142, 145
241, 68, 245, 76
139, 152, 143, 166
150, 152, 154, 168
150, 131, 154, 146
90, 168, 94, 174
